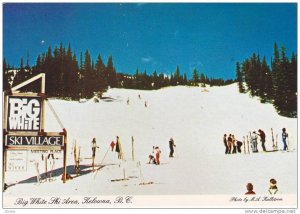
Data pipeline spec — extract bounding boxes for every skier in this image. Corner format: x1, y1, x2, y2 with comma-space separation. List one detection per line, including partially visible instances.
251, 131, 258, 153
155, 146, 161, 165
227, 134, 233, 154
223, 134, 229, 154
282, 128, 288, 151
145, 101, 147, 108
110, 141, 115, 152
258, 129, 267, 152
232, 135, 237, 154
245, 183, 256, 195
91, 138, 98, 159
127, 97, 130, 105
148, 154, 156, 164
115, 136, 123, 160
169, 138, 176, 157
268, 178, 278, 194
236, 140, 243, 153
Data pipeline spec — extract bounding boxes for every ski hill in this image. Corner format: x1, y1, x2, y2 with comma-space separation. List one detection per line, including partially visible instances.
3, 83, 297, 207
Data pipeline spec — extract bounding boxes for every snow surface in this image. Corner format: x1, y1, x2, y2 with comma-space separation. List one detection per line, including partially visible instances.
3, 84, 297, 203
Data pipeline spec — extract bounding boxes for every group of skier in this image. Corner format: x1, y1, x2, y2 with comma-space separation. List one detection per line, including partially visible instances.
223, 128, 290, 154
127, 94, 148, 107
148, 137, 176, 165
90, 136, 176, 166
223, 134, 243, 154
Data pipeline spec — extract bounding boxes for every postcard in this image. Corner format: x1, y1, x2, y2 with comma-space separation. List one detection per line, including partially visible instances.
2, 2, 297, 212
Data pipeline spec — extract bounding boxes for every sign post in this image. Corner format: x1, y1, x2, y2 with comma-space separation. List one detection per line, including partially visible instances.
3, 73, 68, 191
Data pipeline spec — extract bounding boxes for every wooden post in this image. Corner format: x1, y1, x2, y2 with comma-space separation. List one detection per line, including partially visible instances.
2, 94, 8, 191
63, 129, 67, 183
45, 156, 48, 177
131, 136, 134, 161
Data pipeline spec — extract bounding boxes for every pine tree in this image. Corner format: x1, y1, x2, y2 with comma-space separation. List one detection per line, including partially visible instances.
287, 52, 297, 116
106, 55, 117, 88
261, 56, 272, 102
236, 62, 245, 93
200, 73, 206, 87
13, 57, 27, 88
95, 54, 107, 94
3, 58, 11, 91
192, 68, 199, 86
174, 65, 181, 85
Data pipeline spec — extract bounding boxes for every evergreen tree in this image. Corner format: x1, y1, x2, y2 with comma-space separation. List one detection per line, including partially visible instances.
236, 62, 245, 93
3, 58, 11, 91
200, 72, 206, 87
13, 57, 27, 88
174, 65, 181, 85
106, 55, 117, 88
287, 52, 297, 116
192, 68, 199, 86
95, 54, 107, 93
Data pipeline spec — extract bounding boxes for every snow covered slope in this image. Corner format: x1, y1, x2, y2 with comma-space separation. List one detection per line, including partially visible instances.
4, 84, 297, 206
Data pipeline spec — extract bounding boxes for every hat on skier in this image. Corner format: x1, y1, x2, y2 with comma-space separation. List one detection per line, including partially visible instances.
270, 178, 277, 185
282, 128, 286, 132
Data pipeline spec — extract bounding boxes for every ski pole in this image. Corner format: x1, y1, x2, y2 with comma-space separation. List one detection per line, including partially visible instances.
94, 144, 111, 179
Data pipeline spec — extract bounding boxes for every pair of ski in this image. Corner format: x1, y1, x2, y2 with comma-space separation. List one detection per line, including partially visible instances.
34, 161, 56, 185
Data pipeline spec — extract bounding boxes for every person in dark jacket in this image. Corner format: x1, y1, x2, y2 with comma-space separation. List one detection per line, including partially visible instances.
227, 134, 233, 154
245, 183, 256, 195
258, 129, 266, 152
223, 134, 229, 154
115, 136, 123, 160
236, 140, 243, 153
169, 138, 176, 157
282, 128, 288, 151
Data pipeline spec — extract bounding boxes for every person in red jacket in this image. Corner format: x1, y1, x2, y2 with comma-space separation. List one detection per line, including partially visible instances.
155, 146, 161, 165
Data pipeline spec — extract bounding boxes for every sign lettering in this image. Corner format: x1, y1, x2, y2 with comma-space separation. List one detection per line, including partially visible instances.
7, 96, 41, 131
7, 136, 64, 147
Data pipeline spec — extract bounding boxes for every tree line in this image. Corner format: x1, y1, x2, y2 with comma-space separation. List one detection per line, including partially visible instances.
236, 43, 297, 118
3, 43, 234, 98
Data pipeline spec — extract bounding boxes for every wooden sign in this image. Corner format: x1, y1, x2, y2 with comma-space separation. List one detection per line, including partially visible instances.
6, 135, 64, 147
7, 96, 42, 132
6, 151, 27, 172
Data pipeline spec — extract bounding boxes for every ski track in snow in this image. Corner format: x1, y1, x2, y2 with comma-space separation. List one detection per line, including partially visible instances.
4, 84, 297, 196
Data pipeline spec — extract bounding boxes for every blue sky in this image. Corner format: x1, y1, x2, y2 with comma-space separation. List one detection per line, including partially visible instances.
3, 3, 297, 79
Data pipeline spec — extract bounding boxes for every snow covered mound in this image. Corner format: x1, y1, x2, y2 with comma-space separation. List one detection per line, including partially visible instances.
4, 84, 297, 203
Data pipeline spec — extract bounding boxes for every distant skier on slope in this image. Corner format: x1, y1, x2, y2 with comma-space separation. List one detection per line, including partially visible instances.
155, 146, 161, 165
148, 154, 156, 164
110, 141, 115, 152
169, 138, 176, 157
223, 134, 229, 154
115, 136, 123, 160
257, 129, 266, 152
236, 140, 243, 153
251, 131, 258, 153
227, 134, 233, 154
232, 135, 237, 154
282, 128, 288, 151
